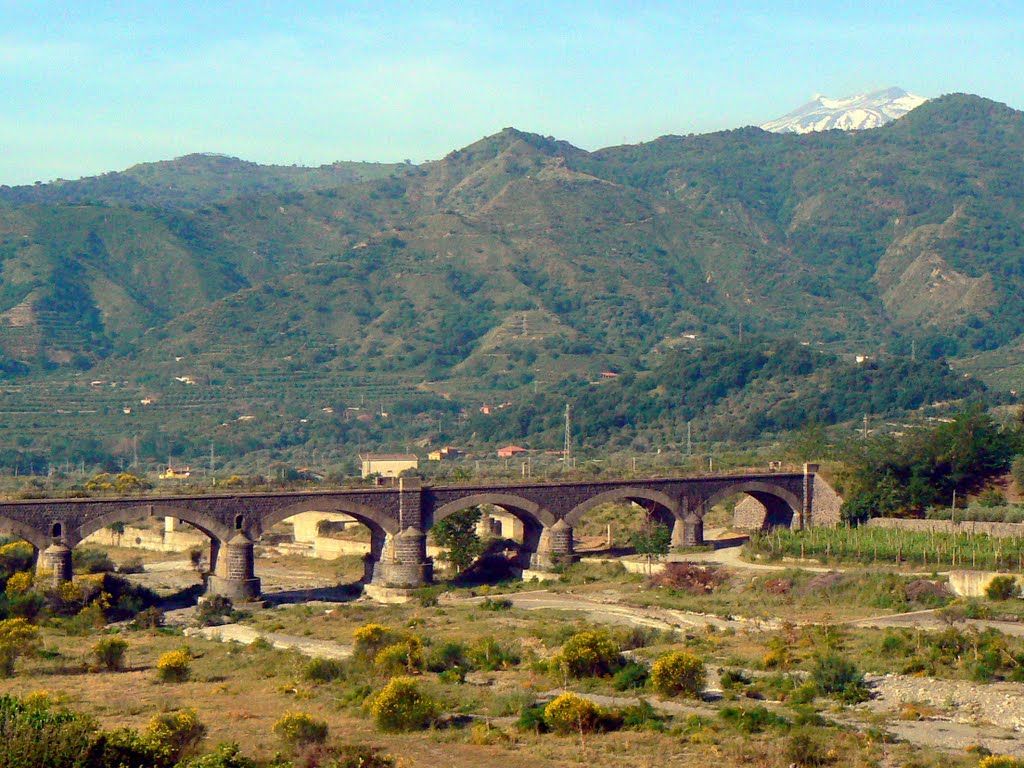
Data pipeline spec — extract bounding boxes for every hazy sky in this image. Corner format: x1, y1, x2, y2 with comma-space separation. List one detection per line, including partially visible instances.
1, 1, 1022, 185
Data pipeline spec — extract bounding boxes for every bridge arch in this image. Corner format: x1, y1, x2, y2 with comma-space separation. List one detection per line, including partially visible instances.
699, 481, 802, 529
564, 487, 679, 529
431, 493, 555, 530
254, 499, 400, 539
68, 504, 231, 548
0, 514, 50, 551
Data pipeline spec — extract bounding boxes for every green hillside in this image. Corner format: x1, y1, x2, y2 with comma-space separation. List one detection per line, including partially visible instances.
1, 94, 1024, 471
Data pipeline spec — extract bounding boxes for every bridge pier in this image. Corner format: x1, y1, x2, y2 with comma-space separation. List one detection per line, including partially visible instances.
206, 533, 261, 601
531, 519, 574, 569
38, 543, 73, 585
381, 527, 432, 587
672, 514, 704, 548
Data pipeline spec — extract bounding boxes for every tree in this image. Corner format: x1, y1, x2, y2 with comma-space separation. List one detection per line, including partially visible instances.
430, 507, 483, 574
631, 519, 671, 573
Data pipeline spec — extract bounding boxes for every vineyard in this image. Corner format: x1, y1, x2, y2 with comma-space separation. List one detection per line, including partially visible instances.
745, 525, 1024, 571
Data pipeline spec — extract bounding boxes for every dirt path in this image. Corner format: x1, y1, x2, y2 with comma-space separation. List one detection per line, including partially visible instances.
456, 590, 776, 632
183, 623, 353, 660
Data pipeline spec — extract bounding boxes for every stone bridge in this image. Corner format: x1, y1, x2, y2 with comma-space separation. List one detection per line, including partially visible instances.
0, 465, 840, 600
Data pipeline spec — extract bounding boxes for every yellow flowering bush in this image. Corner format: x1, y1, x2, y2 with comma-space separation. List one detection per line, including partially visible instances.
553, 630, 621, 678
373, 637, 425, 674
369, 676, 437, 732
4, 571, 32, 598
0, 617, 39, 677
146, 708, 207, 763
156, 649, 191, 682
543, 693, 601, 734
979, 758, 1024, 768
650, 651, 705, 697
272, 711, 328, 749
353, 623, 397, 661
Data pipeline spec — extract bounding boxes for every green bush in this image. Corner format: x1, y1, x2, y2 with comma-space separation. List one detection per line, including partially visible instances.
650, 651, 704, 698
719, 705, 791, 734
370, 677, 437, 732
303, 657, 346, 683
329, 745, 396, 768
467, 636, 519, 671
543, 693, 601, 734
193, 595, 241, 627
427, 640, 468, 672
986, 575, 1021, 601
72, 547, 117, 574
554, 630, 622, 678
612, 661, 649, 691
92, 636, 128, 671
810, 654, 869, 703
785, 726, 833, 766
516, 704, 549, 734
181, 742, 256, 768
272, 711, 328, 749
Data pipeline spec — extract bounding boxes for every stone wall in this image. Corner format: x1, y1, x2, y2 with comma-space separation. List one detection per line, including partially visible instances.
948, 570, 1024, 597
866, 518, 1024, 539
81, 523, 207, 553
810, 475, 843, 527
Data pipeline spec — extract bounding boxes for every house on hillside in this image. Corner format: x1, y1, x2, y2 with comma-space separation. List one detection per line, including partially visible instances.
497, 445, 528, 459
360, 453, 418, 478
428, 446, 462, 461
159, 465, 191, 480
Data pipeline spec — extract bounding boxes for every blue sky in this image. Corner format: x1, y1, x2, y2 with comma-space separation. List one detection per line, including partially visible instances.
1, 1, 1022, 185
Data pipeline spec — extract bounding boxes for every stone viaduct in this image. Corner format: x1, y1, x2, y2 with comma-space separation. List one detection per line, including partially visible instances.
0, 466, 840, 600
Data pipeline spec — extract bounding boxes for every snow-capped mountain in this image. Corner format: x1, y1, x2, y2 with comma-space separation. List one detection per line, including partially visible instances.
760, 87, 928, 134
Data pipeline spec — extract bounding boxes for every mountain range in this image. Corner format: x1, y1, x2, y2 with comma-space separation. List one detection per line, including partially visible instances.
0, 93, 1022, 469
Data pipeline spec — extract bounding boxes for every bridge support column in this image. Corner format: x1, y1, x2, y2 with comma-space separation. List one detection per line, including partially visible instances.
206, 533, 261, 601
382, 528, 432, 587
672, 514, 704, 549
363, 530, 389, 584
38, 543, 73, 585
532, 519, 574, 569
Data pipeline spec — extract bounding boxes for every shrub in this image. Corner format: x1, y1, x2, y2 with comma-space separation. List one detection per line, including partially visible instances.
650, 562, 727, 593
72, 547, 116, 574
467, 636, 519, 671
181, 742, 256, 768
156, 650, 191, 683
370, 677, 437, 732
272, 711, 328, 749
650, 651, 704, 698
329, 745, 396, 768
480, 596, 513, 611
132, 606, 165, 630
516, 703, 549, 734
353, 623, 397, 661
555, 630, 622, 678
0, 617, 39, 677
194, 595, 240, 627
93, 636, 128, 671
303, 657, 346, 684
119, 557, 145, 575
785, 726, 833, 766
986, 576, 1021, 601
146, 708, 207, 763
543, 693, 601, 734
373, 637, 424, 675
979, 758, 1024, 768
427, 640, 468, 672
719, 705, 791, 734
612, 661, 650, 691
4, 570, 32, 597
810, 654, 869, 703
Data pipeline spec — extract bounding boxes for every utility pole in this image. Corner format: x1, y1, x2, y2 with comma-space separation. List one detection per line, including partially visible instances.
132, 435, 138, 468
687, 421, 692, 456
911, 339, 917, 362
563, 402, 572, 469
862, 414, 869, 440
209, 441, 215, 476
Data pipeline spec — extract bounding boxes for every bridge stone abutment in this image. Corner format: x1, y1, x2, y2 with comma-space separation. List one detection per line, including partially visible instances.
38, 543, 73, 586
206, 532, 261, 601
